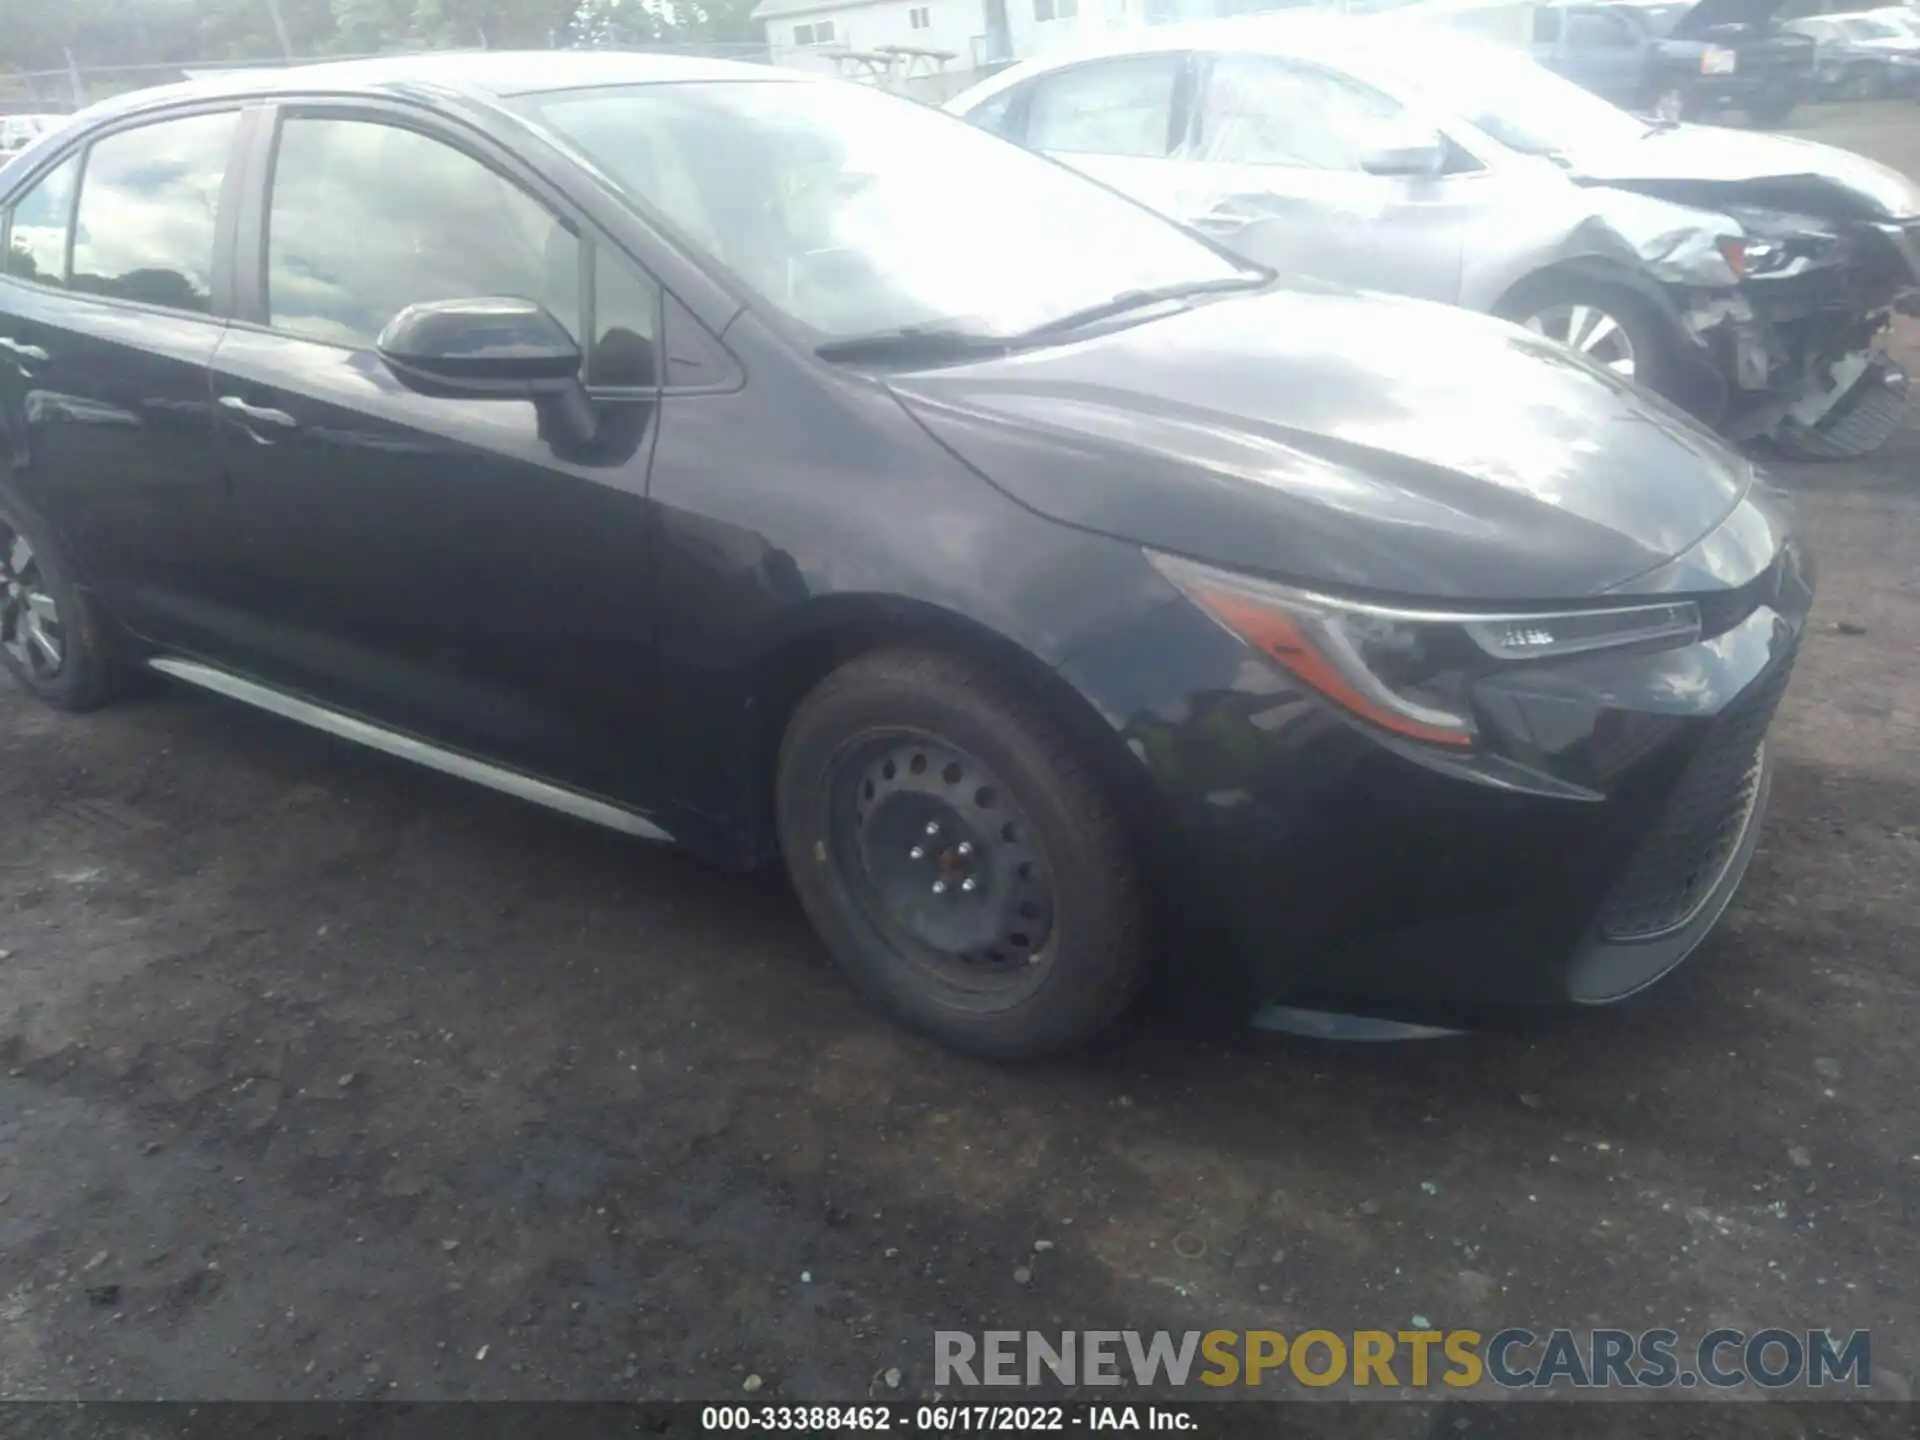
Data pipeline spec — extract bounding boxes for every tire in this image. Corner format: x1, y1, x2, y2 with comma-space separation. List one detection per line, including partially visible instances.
1745, 91, 1797, 127
0, 485, 118, 712
775, 646, 1149, 1060
1841, 66, 1884, 102
1498, 275, 1674, 402
1651, 85, 1688, 122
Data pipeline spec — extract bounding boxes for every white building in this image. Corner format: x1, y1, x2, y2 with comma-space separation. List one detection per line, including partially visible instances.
753, 0, 1337, 88
751, 0, 1167, 84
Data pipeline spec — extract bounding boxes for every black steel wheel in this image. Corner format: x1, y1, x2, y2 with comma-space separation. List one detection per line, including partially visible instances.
0, 485, 117, 712
1745, 89, 1796, 127
777, 647, 1149, 1059
833, 731, 1057, 998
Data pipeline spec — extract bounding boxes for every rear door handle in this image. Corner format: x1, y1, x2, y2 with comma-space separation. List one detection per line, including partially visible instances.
0, 336, 49, 363
218, 394, 299, 436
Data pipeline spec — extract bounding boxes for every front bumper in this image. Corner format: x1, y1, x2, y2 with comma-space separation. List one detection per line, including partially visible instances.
1691, 218, 1920, 440
1059, 493, 1814, 1029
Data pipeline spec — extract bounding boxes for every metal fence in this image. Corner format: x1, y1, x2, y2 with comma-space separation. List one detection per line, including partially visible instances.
0, 35, 989, 118
0, 0, 1402, 117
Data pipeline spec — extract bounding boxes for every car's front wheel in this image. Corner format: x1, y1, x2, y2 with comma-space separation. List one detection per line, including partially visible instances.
1651, 85, 1688, 122
1502, 278, 1670, 399
1746, 89, 1797, 127
776, 647, 1149, 1059
1840, 65, 1885, 102
0, 486, 118, 712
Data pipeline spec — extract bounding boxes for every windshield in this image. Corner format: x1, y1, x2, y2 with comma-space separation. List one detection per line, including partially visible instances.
515, 78, 1249, 342
1632, 3, 1691, 35
1840, 16, 1902, 39
1358, 29, 1651, 157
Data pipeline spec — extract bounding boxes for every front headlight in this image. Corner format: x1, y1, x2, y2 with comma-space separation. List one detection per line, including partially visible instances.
1720, 207, 1848, 277
1149, 552, 1702, 750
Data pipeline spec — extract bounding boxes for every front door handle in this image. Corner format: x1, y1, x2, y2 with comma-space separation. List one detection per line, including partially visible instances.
1189, 193, 1287, 235
0, 336, 49, 363
218, 394, 299, 437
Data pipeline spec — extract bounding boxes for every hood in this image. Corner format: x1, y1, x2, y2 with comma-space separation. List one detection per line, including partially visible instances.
888, 288, 1756, 603
1662, 0, 1791, 37
1566, 124, 1920, 220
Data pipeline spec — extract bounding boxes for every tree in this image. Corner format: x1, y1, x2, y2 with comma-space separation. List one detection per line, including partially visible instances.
570, 0, 761, 46
330, 0, 410, 50
0, 0, 751, 80
570, 0, 663, 46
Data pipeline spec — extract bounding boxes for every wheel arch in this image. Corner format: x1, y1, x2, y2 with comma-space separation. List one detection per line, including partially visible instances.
741, 594, 1168, 873
1491, 252, 1673, 324
0, 473, 92, 587
1491, 256, 1730, 422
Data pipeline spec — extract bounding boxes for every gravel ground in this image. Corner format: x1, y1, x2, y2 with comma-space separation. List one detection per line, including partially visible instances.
1, 100, 1917, 1432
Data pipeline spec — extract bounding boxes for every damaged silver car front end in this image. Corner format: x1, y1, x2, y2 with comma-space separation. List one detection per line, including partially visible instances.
1611, 190, 1920, 458
946, 16, 1920, 458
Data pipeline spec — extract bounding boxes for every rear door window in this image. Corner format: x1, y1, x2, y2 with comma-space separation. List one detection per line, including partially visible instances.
70, 111, 238, 314
1025, 55, 1183, 157
963, 87, 1022, 141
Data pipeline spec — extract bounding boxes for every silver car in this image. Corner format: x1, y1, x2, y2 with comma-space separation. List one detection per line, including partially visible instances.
947, 16, 1920, 458
1783, 12, 1920, 98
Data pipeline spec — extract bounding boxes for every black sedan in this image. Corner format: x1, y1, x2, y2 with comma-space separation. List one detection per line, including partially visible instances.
0, 54, 1811, 1057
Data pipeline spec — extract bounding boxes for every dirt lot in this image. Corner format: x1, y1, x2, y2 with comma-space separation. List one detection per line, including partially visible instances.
1, 102, 1918, 1429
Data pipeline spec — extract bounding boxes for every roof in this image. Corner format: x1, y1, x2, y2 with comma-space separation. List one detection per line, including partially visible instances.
68, 50, 793, 128
946, 12, 1384, 72
943, 11, 1508, 108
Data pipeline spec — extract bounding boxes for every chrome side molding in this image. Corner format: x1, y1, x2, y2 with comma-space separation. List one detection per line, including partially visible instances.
148, 657, 675, 845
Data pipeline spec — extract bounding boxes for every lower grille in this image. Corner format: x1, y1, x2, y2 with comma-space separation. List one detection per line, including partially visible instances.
1597, 648, 1797, 942
1776, 368, 1913, 461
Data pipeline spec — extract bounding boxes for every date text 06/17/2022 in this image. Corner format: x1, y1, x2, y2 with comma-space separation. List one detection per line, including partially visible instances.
700, 1404, 1195, 1431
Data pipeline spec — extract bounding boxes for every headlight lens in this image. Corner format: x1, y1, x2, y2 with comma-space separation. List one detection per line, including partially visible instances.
1722, 207, 1847, 277
1640, 225, 1746, 286
1149, 552, 1702, 750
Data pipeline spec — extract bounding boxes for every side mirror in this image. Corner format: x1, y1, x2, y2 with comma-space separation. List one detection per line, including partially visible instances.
1359, 135, 1449, 178
376, 297, 583, 398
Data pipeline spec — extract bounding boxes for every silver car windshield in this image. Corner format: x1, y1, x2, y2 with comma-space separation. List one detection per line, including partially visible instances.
1361, 32, 1653, 158
1839, 16, 1902, 39
517, 78, 1249, 341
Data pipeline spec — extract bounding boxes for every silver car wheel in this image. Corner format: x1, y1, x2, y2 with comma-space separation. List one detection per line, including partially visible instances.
1522, 303, 1638, 379
0, 527, 64, 680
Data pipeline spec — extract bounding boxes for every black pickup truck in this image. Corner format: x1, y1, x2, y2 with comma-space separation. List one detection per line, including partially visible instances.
1525, 0, 1818, 124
